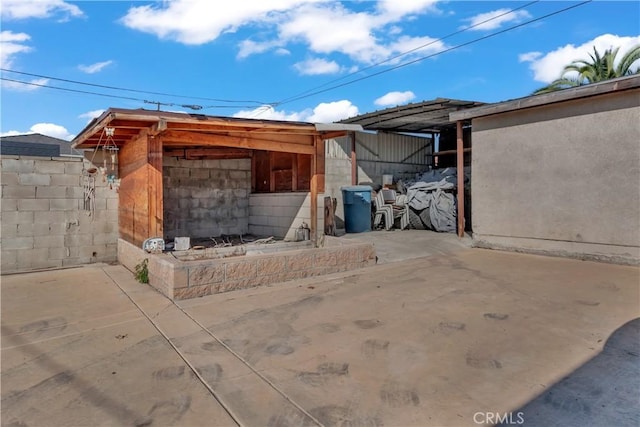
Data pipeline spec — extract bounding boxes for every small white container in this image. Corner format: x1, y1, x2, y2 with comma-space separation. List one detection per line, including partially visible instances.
174, 237, 190, 251
382, 174, 393, 186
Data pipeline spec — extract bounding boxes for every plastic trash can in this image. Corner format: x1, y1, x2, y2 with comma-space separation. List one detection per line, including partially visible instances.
341, 185, 372, 233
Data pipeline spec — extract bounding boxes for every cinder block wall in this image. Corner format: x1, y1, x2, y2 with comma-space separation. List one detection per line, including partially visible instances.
1, 155, 119, 273
163, 157, 250, 239
248, 193, 324, 241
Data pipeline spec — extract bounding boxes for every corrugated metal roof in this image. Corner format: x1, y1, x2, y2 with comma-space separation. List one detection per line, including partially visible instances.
340, 98, 485, 133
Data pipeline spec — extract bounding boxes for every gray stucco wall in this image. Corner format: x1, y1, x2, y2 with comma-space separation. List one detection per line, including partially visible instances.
163, 157, 250, 239
471, 89, 640, 264
1, 155, 119, 273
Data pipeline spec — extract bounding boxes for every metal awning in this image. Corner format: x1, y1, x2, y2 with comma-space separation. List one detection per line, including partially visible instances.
340, 98, 486, 133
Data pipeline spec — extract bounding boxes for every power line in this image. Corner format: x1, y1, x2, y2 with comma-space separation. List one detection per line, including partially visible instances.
0, 68, 268, 105
274, 0, 592, 108
275, 0, 540, 106
0, 77, 262, 109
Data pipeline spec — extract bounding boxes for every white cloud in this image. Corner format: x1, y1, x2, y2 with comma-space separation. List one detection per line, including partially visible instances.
121, 0, 308, 45
233, 105, 308, 121
119, 0, 446, 66
275, 48, 291, 56
233, 99, 358, 123
376, 0, 440, 19
307, 100, 358, 122
521, 34, 640, 83
278, 3, 385, 64
0, 30, 32, 68
1, 123, 74, 140
31, 123, 75, 140
462, 9, 531, 31
518, 51, 541, 63
1, 77, 49, 92
374, 91, 416, 107
78, 60, 113, 74
1, 0, 83, 21
385, 35, 446, 64
79, 110, 105, 123
237, 39, 283, 59
294, 58, 341, 75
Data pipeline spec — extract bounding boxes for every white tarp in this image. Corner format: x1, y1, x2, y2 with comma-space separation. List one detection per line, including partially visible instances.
399, 167, 468, 233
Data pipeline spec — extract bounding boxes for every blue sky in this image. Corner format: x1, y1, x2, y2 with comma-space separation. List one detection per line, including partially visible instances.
1, 0, 639, 141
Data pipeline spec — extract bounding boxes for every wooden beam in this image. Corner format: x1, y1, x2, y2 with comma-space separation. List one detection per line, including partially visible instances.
161, 130, 315, 154
165, 121, 318, 135
456, 121, 465, 238
163, 147, 251, 159
319, 131, 350, 140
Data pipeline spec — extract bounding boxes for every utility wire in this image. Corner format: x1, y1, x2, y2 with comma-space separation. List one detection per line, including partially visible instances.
0, 68, 268, 105
275, 0, 540, 106
274, 0, 592, 108
0, 77, 263, 109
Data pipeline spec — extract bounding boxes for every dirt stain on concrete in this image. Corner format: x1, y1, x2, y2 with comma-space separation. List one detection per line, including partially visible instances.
354, 319, 383, 329
466, 352, 503, 369
152, 366, 186, 380
309, 405, 383, 426
297, 362, 349, 387
265, 342, 295, 355
438, 321, 466, 333
19, 317, 67, 336
484, 313, 509, 320
380, 382, 420, 407
362, 339, 390, 358
195, 364, 223, 382
575, 300, 600, 307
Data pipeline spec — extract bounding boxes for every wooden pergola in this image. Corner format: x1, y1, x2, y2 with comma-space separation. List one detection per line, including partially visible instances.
72, 108, 361, 246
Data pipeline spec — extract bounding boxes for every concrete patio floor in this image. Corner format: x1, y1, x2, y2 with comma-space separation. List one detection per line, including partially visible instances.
2, 247, 638, 426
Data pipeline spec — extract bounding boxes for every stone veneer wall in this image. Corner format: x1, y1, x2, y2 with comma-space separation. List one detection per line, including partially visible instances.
163, 157, 250, 239
118, 237, 376, 300
1, 155, 118, 273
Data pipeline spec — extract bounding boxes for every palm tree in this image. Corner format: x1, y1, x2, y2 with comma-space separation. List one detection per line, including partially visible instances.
533, 44, 640, 94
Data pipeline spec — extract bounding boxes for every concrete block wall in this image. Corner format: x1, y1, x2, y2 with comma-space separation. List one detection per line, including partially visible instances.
249, 192, 324, 241
1, 155, 119, 273
163, 157, 250, 239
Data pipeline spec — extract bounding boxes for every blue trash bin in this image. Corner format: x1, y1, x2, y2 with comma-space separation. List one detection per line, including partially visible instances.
341, 185, 373, 233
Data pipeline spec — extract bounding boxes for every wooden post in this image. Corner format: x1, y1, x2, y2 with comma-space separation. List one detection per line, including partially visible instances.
311, 135, 326, 246
456, 121, 465, 238
351, 131, 357, 185
148, 134, 163, 238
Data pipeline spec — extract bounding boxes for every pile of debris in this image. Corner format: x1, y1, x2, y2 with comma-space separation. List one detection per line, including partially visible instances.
396, 167, 469, 233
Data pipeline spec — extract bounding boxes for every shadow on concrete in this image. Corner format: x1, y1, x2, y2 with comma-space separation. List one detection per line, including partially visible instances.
501, 318, 640, 426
